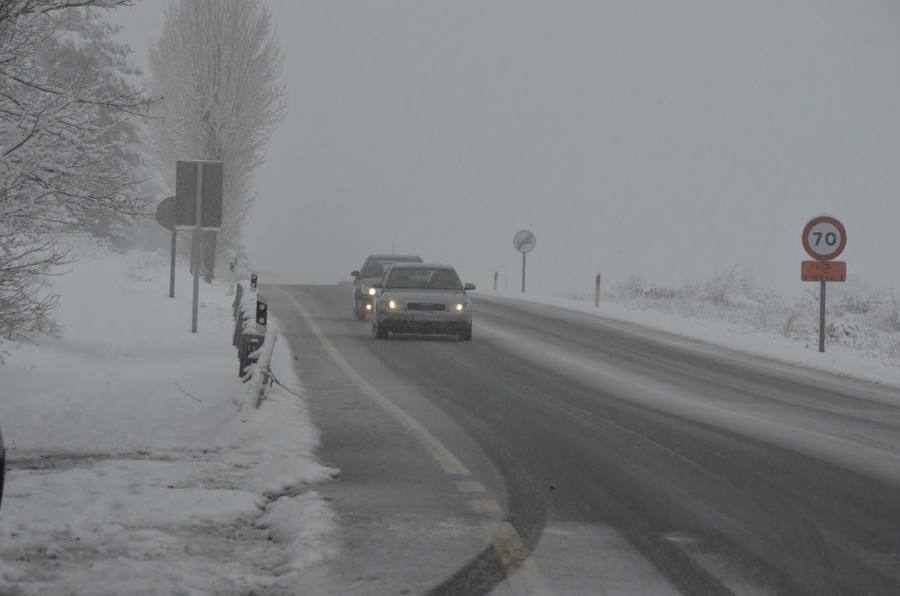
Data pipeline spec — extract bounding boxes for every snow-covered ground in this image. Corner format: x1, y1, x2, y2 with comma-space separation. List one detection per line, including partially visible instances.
0, 241, 335, 595
486, 269, 900, 389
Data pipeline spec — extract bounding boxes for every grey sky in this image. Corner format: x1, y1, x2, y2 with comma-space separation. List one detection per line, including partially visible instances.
112, 1, 900, 296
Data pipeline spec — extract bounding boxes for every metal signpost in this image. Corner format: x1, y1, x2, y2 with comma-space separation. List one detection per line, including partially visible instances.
176, 160, 223, 333
513, 230, 536, 293
228, 259, 238, 296
801, 215, 847, 353
154, 195, 177, 298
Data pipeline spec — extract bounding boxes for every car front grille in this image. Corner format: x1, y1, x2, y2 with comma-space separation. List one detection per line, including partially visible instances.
406, 303, 446, 311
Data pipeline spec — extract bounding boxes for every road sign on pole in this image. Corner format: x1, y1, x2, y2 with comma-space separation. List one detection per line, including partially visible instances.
154, 195, 176, 231
176, 160, 224, 334
801, 215, 847, 353
155, 195, 178, 298
175, 161, 223, 230
802, 215, 847, 261
513, 230, 536, 293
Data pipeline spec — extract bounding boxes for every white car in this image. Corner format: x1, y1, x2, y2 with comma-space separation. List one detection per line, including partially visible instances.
372, 263, 475, 340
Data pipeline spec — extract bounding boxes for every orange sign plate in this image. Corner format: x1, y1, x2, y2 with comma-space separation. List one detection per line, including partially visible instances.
801, 260, 846, 282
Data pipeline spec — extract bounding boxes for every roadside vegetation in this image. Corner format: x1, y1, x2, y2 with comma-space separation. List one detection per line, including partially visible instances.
575, 266, 900, 362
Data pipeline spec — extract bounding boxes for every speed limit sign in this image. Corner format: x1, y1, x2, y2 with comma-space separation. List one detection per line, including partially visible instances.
802, 216, 846, 261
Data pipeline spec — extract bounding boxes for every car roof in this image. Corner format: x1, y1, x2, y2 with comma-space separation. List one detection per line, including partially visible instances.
387, 262, 456, 270
366, 254, 422, 261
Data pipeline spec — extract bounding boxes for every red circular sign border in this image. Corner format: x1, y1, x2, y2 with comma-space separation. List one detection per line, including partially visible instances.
802, 216, 846, 262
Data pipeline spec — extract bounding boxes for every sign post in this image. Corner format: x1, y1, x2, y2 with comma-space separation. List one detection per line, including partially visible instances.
170, 226, 176, 298
801, 215, 847, 353
228, 259, 237, 296
513, 230, 536, 293
595, 273, 602, 307
191, 164, 203, 333
176, 160, 223, 334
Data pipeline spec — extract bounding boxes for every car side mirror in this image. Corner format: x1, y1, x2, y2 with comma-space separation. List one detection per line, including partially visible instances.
351, 270, 360, 278
464, 283, 476, 291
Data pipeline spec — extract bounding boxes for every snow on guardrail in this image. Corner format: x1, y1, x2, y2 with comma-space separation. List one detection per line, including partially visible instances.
234, 277, 277, 408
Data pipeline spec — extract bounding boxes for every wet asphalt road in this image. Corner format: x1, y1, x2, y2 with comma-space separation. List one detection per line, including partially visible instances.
270, 284, 900, 595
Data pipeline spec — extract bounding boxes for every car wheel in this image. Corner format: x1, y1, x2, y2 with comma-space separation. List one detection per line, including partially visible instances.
374, 322, 389, 340
460, 324, 472, 341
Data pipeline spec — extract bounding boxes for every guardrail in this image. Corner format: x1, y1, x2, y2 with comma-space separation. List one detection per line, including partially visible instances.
232, 277, 277, 408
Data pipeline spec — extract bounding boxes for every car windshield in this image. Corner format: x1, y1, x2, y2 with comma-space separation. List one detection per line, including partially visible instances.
362, 261, 387, 278
385, 267, 462, 290
363, 257, 420, 278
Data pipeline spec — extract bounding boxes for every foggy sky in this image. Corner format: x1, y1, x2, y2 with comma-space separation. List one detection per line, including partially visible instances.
112, 1, 900, 297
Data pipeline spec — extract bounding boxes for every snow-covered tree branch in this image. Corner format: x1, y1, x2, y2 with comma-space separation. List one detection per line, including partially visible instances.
0, 0, 149, 335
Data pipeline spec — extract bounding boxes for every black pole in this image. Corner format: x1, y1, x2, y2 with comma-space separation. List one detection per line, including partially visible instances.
521, 252, 526, 293
819, 279, 826, 353
169, 229, 176, 298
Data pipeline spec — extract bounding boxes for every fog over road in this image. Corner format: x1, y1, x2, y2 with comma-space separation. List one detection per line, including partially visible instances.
271, 284, 900, 595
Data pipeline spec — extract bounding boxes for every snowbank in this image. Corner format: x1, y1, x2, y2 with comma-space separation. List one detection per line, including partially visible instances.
0, 239, 335, 595
487, 266, 900, 388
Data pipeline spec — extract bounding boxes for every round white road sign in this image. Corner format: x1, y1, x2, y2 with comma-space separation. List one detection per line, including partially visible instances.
513, 230, 536, 253
802, 216, 846, 261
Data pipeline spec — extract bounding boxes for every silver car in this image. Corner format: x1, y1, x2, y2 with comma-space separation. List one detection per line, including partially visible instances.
372, 263, 475, 340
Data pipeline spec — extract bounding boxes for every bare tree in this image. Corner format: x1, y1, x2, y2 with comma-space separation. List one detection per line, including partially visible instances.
0, 0, 150, 336
148, 0, 286, 278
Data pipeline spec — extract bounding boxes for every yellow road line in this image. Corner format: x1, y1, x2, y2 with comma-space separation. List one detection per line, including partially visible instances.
469, 498, 503, 515
492, 523, 554, 595
457, 480, 487, 493
275, 286, 552, 595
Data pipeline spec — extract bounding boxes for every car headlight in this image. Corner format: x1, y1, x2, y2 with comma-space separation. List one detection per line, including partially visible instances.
455, 303, 464, 312
368, 287, 377, 296
388, 299, 397, 310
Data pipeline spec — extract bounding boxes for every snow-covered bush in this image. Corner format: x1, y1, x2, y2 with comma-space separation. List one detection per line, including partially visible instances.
598, 266, 900, 363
